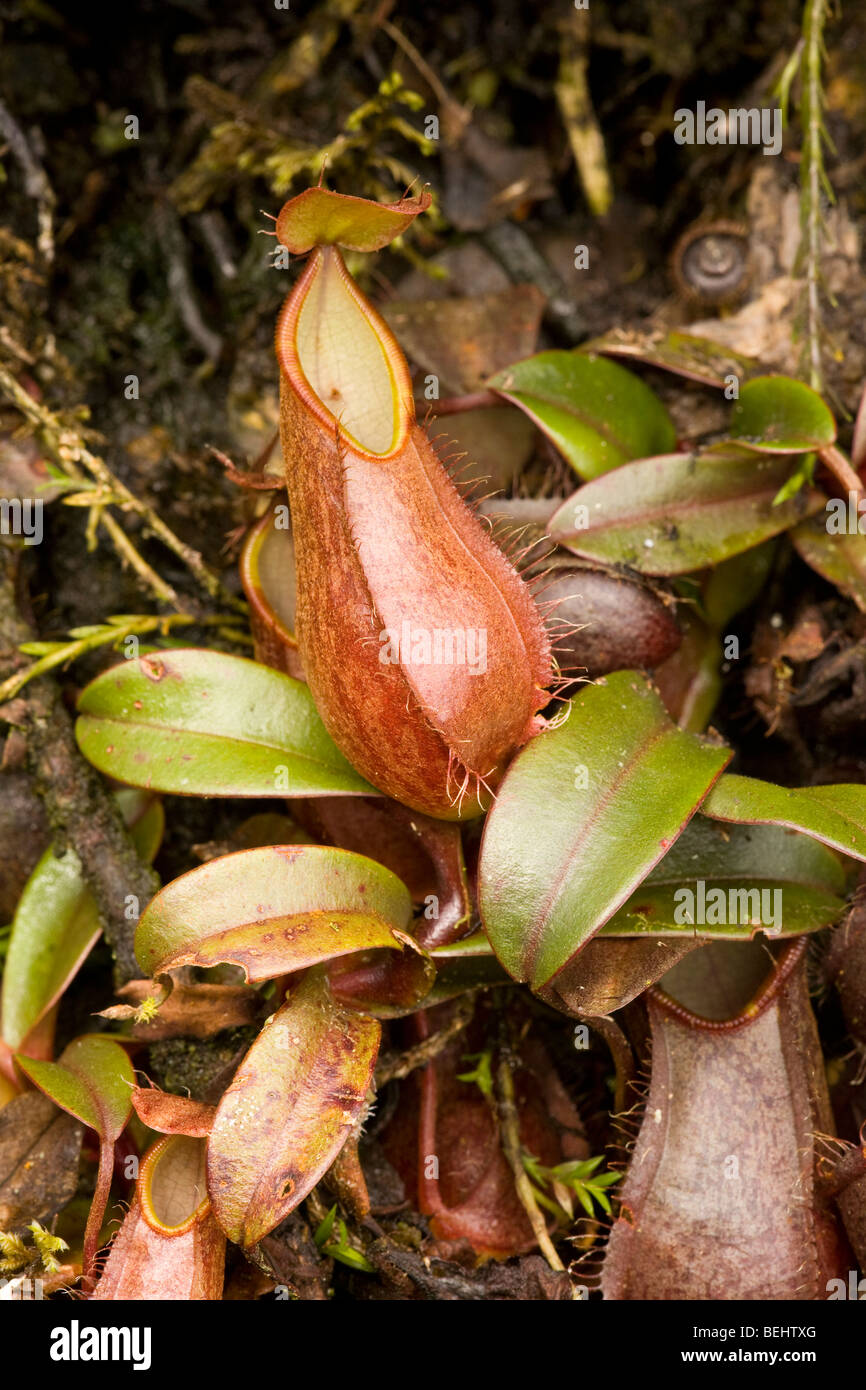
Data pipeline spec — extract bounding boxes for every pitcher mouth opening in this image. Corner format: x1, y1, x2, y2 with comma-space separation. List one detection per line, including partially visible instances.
650, 936, 806, 1031
275, 245, 414, 460
140, 1135, 212, 1236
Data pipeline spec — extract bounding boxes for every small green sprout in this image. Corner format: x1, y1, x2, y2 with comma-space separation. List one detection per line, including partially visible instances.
313, 1205, 374, 1274
456, 1049, 495, 1101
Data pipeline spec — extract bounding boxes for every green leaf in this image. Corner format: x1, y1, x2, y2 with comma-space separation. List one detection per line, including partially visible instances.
701, 773, 866, 861
772, 454, 815, 504
314, 1207, 374, 1272
135, 844, 413, 981
275, 186, 431, 255
580, 329, 759, 389
17, 1036, 134, 1141
478, 671, 731, 988
1, 791, 163, 1051
602, 817, 846, 938
206, 970, 380, 1247
314, 1205, 338, 1248
3, 851, 99, 1052
324, 1239, 375, 1274
729, 375, 836, 453
487, 351, 676, 481
549, 449, 824, 576
791, 513, 866, 613
75, 648, 376, 799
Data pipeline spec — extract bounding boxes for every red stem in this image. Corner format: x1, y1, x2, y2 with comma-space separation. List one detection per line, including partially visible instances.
818, 443, 863, 501
82, 1137, 114, 1295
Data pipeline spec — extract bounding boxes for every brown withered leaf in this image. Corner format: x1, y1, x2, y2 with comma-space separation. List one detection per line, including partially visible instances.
602, 941, 849, 1299
442, 125, 552, 232
0, 1091, 83, 1228
253, 1210, 332, 1300
116, 980, 262, 1041
131, 1086, 216, 1137
383, 287, 544, 494
206, 970, 380, 1247
541, 937, 702, 1016
383, 287, 546, 395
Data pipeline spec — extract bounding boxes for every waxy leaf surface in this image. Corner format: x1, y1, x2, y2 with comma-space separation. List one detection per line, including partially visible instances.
729, 375, 836, 453
604, 817, 846, 937
76, 649, 375, 799
206, 970, 380, 1246
275, 186, 431, 254
136, 844, 413, 980
478, 671, 731, 988
17, 1036, 134, 1142
702, 774, 866, 862
549, 450, 823, 575
488, 351, 676, 481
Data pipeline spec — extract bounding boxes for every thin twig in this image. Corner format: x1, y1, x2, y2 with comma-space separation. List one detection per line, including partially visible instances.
374, 995, 474, 1085
496, 1052, 565, 1272
0, 612, 248, 704
798, 0, 834, 392
0, 543, 161, 983
0, 363, 244, 612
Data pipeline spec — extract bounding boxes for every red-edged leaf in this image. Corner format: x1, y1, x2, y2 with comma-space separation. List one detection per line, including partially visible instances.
135, 845, 413, 980
75, 649, 376, 799
487, 351, 676, 481
206, 970, 380, 1246
478, 670, 731, 988
702, 773, 866, 861
549, 450, 823, 575
17, 1036, 134, 1142
791, 513, 866, 614
729, 375, 836, 453
275, 186, 431, 254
